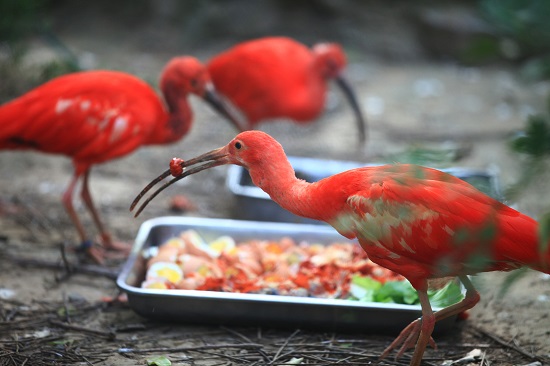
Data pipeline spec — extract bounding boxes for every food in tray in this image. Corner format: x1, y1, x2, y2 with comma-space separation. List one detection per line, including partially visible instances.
142, 230, 463, 306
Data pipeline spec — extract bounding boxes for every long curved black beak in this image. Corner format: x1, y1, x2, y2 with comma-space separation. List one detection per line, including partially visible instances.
203, 84, 248, 132
130, 147, 229, 217
335, 75, 368, 145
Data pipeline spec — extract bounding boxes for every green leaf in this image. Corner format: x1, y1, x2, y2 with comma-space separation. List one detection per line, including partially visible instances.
349, 275, 382, 302
147, 356, 171, 366
349, 277, 464, 307
427, 280, 464, 308
375, 281, 419, 305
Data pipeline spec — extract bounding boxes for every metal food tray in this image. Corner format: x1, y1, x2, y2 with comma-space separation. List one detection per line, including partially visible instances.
226, 156, 503, 224
117, 216, 458, 334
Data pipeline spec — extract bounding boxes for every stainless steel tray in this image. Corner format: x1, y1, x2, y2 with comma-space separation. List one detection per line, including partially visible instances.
117, 216, 458, 334
226, 156, 503, 224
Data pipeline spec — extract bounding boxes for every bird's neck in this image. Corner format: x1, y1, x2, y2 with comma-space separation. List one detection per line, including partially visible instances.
157, 85, 193, 144
248, 158, 327, 222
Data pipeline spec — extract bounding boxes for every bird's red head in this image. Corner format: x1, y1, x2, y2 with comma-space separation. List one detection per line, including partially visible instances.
312, 43, 347, 79
159, 56, 247, 132
130, 131, 287, 217
226, 131, 283, 167
160, 56, 212, 97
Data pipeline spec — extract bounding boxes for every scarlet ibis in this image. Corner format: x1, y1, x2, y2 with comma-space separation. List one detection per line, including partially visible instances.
0, 56, 244, 263
131, 130, 549, 366
207, 37, 368, 144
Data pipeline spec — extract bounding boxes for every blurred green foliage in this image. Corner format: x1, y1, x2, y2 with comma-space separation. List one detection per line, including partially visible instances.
507, 113, 550, 201
0, 0, 48, 45
501, 109, 550, 296
480, 0, 550, 55
539, 212, 550, 255
0, 0, 80, 100
510, 114, 550, 158
383, 144, 470, 167
475, 0, 550, 80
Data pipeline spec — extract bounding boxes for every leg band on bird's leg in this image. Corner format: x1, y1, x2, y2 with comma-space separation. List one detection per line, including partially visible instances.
75, 239, 106, 264
62, 171, 105, 263
77, 240, 94, 251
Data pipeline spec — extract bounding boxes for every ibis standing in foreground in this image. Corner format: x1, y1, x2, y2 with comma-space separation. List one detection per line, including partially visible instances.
131, 130, 549, 366
207, 37, 368, 144
0, 56, 244, 263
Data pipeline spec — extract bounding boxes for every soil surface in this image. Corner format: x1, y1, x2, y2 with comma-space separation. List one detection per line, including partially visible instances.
1, 2, 550, 365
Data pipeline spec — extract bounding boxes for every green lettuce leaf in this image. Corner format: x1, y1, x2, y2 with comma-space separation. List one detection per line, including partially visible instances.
349, 276, 464, 307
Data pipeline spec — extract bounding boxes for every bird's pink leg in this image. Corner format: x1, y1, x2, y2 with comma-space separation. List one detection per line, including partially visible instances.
379, 289, 437, 366
62, 171, 104, 263
80, 170, 131, 256
62, 172, 87, 244
409, 290, 435, 366
381, 275, 480, 364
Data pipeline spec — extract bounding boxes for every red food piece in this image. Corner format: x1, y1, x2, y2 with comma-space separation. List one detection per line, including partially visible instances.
169, 157, 185, 177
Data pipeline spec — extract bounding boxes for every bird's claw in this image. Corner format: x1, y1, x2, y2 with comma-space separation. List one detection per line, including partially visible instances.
99, 233, 132, 254
75, 236, 131, 264
380, 318, 437, 360
77, 240, 94, 251
74, 240, 105, 264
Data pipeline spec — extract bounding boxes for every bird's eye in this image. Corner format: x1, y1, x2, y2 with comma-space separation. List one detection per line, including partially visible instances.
235, 141, 242, 149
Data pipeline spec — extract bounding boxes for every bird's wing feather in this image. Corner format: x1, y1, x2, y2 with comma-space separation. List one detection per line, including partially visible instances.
208, 37, 320, 122
340, 165, 537, 278
0, 71, 165, 166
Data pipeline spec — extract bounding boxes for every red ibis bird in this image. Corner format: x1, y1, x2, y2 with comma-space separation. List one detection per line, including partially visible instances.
207, 37, 368, 144
0, 56, 244, 263
131, 130, 549, 366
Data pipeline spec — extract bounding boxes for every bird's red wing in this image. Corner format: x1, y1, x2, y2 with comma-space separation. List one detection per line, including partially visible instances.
344, 166, 539, 277
208, 37, 322, 123
0, 71, 166, 166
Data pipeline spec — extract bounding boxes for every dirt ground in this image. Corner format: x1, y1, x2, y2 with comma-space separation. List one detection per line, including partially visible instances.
1, 2, 550, 365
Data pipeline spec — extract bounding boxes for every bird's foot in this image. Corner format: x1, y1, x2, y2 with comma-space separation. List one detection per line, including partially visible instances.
99, 233, 132, 255
380, 318, 437, 360
77, 240, 105, 264
77, 238, 130, 264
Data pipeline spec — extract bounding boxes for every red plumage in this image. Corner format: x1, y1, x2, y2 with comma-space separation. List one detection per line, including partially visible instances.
132, 130, 549, 366
1, 71, 171, 168
207, 37, 367, 143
